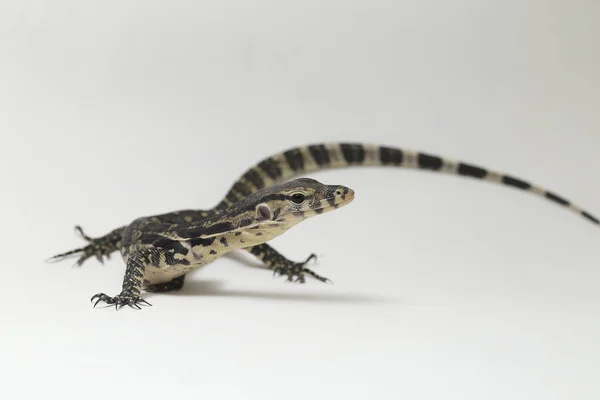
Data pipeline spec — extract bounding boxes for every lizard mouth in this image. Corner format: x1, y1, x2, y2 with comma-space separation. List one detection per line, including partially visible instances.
319, 187, 355, 213
335, 189, 355, 207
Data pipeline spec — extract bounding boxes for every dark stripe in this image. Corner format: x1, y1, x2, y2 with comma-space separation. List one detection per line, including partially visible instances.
457, 163, 487, 179
188, 237, 214, 247
545, 191, 570, 207
139, 233, 172, 246
340, 143, 365, 164
582, 211, 600, 224
272, 208, 281, 220
257, 158, 282, 180
260, 193, 286, 202
214, 200, 229, 212
233, 180, 253, 196
185, 222, 235, 238
226, 191, 239, 203
283, 148, 305, 171
315, 208, 324, 214
220, 193, 287, 216
502, 175, 531, 190
244, 169, 265, 190
379, 147, 403, 165
238, 218, 252, 228
308, 144, 330, 166
417, 153, 443, 170
165, 254, 188, 266
168, 241, 189, 256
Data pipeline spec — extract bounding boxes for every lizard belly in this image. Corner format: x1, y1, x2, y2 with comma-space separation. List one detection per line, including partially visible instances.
143, 261, 207, 285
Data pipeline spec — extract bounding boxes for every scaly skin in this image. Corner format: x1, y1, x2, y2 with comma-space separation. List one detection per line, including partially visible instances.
48, 142, 599, 309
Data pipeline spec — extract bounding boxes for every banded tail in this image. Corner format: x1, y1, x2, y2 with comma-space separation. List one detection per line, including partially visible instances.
213, 142, 599, 225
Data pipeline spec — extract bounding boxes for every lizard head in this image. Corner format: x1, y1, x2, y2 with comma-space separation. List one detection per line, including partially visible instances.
247, 177, 355, 228
195, 178, 355, 242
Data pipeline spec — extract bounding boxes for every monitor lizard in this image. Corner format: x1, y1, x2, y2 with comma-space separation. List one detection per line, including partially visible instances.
47, 143, 599, 309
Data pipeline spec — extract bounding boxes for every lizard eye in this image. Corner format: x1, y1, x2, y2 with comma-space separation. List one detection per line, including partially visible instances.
290, 193, 305, 204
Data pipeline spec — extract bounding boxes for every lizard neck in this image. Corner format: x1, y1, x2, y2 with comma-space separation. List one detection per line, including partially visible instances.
188, 221, 300, 264
214, 223, 296, 253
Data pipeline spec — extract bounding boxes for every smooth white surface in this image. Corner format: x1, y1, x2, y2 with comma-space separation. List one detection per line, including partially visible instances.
1, 1, 599, 399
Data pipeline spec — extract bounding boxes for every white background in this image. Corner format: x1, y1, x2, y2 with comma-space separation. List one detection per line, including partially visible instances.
1, 1, 599, 399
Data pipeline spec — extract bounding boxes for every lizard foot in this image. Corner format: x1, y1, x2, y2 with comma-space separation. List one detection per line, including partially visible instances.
272, 254, 333, 284
46, 226, 121, 267
90, 292, 152, 310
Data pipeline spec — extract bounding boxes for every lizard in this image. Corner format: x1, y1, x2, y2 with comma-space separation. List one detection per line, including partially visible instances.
47, 142, 599, 309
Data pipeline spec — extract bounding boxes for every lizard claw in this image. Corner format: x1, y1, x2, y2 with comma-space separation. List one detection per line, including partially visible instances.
271, 253, 331, 284
304, 253, 317, 264
136, 298, 152, 306
91, 292, 152, 310
95, 253, 105, 264
74, 225, 93, 242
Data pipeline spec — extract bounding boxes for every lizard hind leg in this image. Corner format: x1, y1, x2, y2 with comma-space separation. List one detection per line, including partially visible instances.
247, 244, 332, 284
47, 226, 124, 267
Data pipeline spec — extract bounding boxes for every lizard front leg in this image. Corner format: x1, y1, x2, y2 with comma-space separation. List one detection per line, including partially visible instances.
47, 226, 125, 266
246, 244, 331, 284
91, 249, 155, 310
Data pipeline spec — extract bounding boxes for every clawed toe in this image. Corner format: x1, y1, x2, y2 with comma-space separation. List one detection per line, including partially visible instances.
271, 253, 331, 284
304, 253, 317, 264
47, 225, 119, 267
74, 225, 93, 242
90, 292, 152, 310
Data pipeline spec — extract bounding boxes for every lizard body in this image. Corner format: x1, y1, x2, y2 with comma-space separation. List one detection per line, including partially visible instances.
48, 143, 598, 309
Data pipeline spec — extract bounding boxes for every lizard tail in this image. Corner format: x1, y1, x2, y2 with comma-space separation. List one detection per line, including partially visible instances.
212, 142, 599, 226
